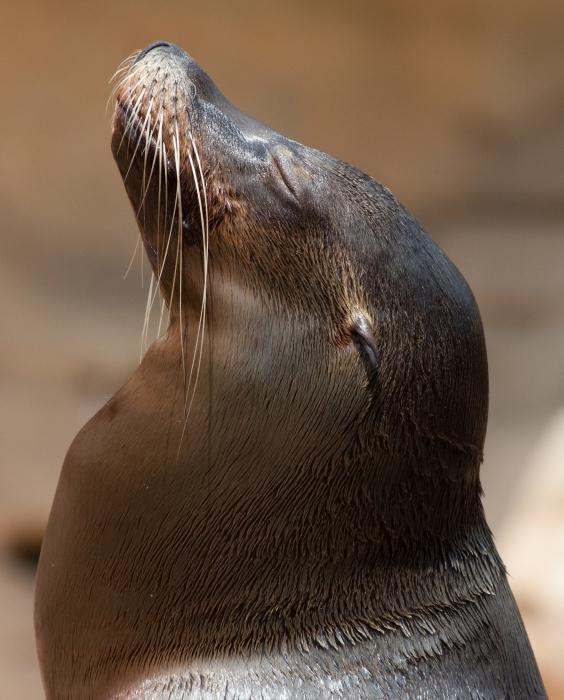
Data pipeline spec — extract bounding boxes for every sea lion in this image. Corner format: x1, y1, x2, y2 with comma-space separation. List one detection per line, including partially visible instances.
35, 41, 546, 699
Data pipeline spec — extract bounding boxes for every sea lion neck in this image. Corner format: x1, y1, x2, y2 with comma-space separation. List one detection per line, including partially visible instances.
107, 307, 491, 585
37, 331, 502, 697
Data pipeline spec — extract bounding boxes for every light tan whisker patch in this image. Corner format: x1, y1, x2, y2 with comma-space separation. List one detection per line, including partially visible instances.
111, 54, 212, 425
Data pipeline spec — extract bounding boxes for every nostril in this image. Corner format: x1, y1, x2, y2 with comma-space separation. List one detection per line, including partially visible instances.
136, 40, 172, 62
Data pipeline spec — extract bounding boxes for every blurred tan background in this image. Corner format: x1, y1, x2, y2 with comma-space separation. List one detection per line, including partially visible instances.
1, 1, 563, 697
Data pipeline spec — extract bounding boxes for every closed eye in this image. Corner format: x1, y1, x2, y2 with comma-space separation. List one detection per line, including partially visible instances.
350, 315, 379, 391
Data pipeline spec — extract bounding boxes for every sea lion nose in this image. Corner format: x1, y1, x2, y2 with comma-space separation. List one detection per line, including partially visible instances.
136, 40, 174, 62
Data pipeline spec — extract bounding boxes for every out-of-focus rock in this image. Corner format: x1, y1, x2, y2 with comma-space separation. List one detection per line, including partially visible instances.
499, 409, 564, 699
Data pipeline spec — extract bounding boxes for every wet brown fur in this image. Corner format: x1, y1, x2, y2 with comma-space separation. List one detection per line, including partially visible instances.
35, 43, 546, 699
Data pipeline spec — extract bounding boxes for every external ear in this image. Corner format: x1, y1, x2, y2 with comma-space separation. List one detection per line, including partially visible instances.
350, 314, 379, 392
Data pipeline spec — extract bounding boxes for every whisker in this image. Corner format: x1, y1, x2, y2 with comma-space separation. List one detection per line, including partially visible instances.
105, 64, 145, 115
136, 104, 165, 330
136, 105, 163, 217
155, 109, 165, 291
123, 87, 157, 182
155, 141, 172, 299
144, 139, 174, 313
171, 110, 186, 382
157, 294, 167, 339
113, 57, 214, 447
108, 49, 140, 85
109, 52, 142, 88
139, 101, 155, 294
115, 83, 147, 155
124, 235, 142, 280
120, 76, 159, 288
177, 130, 210, 452
182, 147, 207, 408
158, 148, 178, 306
141, 273, 155, 360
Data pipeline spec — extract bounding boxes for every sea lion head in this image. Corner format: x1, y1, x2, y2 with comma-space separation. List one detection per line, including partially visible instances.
111, 41, 489, 549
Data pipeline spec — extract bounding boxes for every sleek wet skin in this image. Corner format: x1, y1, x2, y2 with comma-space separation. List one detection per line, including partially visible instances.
35, 42, 546, 698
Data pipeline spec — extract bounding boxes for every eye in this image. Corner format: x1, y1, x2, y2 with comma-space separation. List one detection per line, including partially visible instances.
350, 315, 379, 390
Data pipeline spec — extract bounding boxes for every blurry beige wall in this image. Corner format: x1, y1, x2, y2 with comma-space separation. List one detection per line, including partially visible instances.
1, 1, 563, 697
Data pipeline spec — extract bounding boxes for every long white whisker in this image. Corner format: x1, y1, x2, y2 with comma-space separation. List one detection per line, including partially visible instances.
112, 55, 217, 456
123, 89, 156, 182
141, 273, 155, 360
135, 85, 158, 292
136, 86, 164, 219
106, 64, 145, 114
120, 81, 154, 280
157, 294, 167, 339
139, 105, 166, 331
160, 154, 178, 304
155, 111, 164, 291
177, 129, 210, 452
124, 235, 142, 279
171, 117, 186, 382
145, 140, 174, 316
115, 83, 147, 155
182, 147, 207, 410
108, 49, 140, 85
